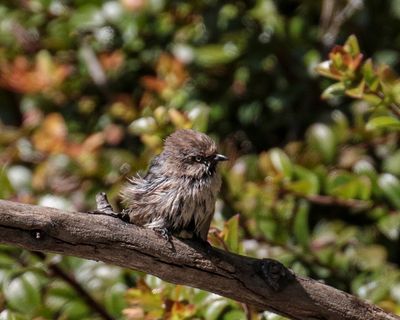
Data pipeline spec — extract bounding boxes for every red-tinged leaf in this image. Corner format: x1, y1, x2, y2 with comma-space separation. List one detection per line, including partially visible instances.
170, 301, 196, 318
327, 36, 363, 74
31, 113, 67, 154
0, 51, 71, 94
99, 50, 125, 71
315, 61, 343, 80
377, 65, 398, 88
348, 53, 363, 71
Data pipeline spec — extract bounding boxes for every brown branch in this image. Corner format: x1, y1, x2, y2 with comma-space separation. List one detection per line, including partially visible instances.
32, 252, 114, 320
280, 188, 372, 210
376, 91, 400, 119
0, 199, 398, 320
301, 194, 372, 210
319, 0, 364, 47
388, 103, 400, 119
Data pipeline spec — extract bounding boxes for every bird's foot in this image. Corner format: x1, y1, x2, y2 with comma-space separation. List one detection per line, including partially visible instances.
88, 192, 130, 222
153, 227, 171, 241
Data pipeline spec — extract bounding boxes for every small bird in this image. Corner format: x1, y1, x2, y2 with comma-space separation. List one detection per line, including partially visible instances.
120, 129, 228, 241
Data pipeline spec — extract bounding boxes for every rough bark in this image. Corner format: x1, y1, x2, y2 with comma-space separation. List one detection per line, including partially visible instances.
0, 199, 398, 320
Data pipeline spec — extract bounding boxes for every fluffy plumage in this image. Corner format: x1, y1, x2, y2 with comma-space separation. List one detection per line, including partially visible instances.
120, 129, 227, 241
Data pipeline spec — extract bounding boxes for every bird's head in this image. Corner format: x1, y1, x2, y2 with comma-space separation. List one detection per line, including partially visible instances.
162, 129, 228, 178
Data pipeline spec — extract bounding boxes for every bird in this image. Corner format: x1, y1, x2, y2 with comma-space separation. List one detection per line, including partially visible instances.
119, 129, 228, 241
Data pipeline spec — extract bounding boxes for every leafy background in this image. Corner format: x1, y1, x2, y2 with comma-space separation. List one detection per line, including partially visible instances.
1, 0, 400, 319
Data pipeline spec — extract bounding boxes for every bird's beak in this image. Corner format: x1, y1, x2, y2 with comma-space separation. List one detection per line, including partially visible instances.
214, 154, 229, 162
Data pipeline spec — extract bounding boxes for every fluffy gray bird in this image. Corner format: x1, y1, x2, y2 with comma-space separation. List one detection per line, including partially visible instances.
120, 129, 227, 241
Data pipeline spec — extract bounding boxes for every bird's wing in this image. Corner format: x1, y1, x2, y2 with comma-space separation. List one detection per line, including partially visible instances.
144, 155, 162, 180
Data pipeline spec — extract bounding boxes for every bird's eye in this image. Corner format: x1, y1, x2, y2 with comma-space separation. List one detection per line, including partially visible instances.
195, 156, 202, 162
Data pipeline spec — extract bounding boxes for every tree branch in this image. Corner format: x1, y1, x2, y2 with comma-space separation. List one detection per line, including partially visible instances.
0, 199, 398, 320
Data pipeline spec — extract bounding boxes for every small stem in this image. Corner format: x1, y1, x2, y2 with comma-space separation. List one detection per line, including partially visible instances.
280, 188, 372, 210
376, 91, 400, 118
242, 303, 252, 320
302, 194, 371, 210
32, 252, 114, 320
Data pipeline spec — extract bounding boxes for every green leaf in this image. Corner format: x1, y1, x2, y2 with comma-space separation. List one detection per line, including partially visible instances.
331, 52, 344, 70
105, 284, 127, 317
224, 214, 240, 253
326, 171, 359, 199
222, 309, 246, 320
383, 150, 400, 176
307, 124, 337, 163
0, 169, 14, 199
61, 301, 90, 320
345, 80, 365, 98
293, 199, 310, 249
378, 213, 400, 240
194, 44, 240, 67
3, 273, 41, 315
0, 254, 16, 269
128, 117, 157, 134
344, 34, 360, 56
321, 82, 345, 99
70, 5, 104, 30
204, 299, 230, 320
353, 160, 377, 177
268, 148, 293, 178
363, 94, 382, 106
378, 174, 400, 209
0, 310, 28, 320
362, 59, 380, 91
366, 116, 400, 131
287, 165, 319, 195
187, 104, 210, 132
355, 245, 388, 271
357, 176, 372, 200
46, 282, 75, 312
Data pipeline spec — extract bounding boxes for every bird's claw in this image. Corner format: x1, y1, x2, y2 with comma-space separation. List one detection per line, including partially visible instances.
88, 192, 130, 222
153, 227, 171, 241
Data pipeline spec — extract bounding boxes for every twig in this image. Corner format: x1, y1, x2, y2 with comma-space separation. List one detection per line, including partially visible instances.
32, 252, 114, 320
302, 194, 371, 210
320, 0, 364, 47
376, 91, 400, 119
242, 303, 252, 320
80, 43, 107, 88
279, 188, 372, 210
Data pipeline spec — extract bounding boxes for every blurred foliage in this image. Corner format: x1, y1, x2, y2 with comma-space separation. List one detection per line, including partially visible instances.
1, 0, 400, 319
